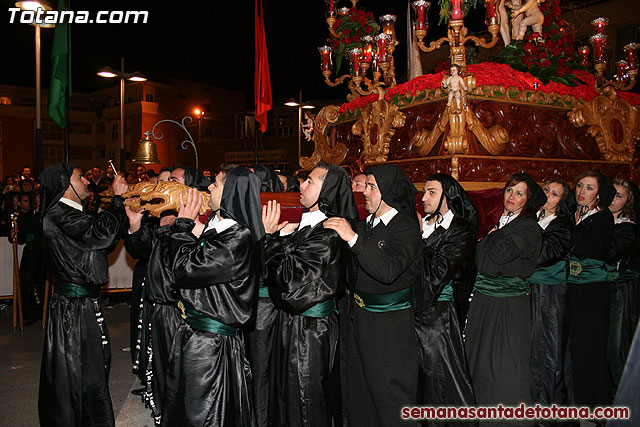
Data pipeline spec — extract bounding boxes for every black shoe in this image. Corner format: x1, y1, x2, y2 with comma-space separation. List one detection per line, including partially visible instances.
131, 387, 145, 396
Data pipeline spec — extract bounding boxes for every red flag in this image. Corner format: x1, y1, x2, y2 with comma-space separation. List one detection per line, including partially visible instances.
255, 0, 272, 133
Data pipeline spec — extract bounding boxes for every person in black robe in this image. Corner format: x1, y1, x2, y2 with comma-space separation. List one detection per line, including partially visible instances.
253, 164, 285, 192
416, 174, 477, 425
262, 162, 357, 426
606, 178, 640, 390
528, 179, 576, 420
124, 166, 210, 423
325, 164, 421, 427
161, 165, 264, 427
567, 170, 616, 408
465, 173, 544, 420
37, 163, 128, 427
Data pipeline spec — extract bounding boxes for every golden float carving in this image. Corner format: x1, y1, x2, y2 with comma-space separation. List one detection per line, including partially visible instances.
299, 105, 348, 169
122, 181, 211, 217
568, 95, 640, 162
352, 99, 406, 164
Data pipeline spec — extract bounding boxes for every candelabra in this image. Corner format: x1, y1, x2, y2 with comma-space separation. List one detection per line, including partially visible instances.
412, 0, 499, 71
319, 0, 398, 100
582, 18, 638, 95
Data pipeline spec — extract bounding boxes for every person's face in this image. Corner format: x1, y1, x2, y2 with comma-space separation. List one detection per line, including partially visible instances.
136, 166, 146, 175
299, 167, 326, 209
21, 180, 33, 192
575, 176, 599, 207
541, 182, 565, 213
139, 174, 149, 182
208, 172, 226, 212
158, 171, 171, 183
7, 177, 14, 186
610, 184, 629, 215
203, 170, 211, 178
22, 168, 31, 178
11, 195, 19, 210
422, 180, 449, 216
503, 181, 528, 214
170, 168, 186, 184
351, 174, 366, 192
450, 66, 458, 76
19, 195, 30, 212
363, 174, 383, 214
92, 168, 102, 179
69, 168, 91, 201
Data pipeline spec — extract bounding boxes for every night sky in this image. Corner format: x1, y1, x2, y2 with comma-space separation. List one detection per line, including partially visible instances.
1, 0, 477, 107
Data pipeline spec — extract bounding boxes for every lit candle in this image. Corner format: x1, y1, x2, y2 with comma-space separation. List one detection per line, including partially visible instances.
451, 0, 464, 20
349, 48, 363, 76
361, 36, 374, 63
616, 60, 628, 80
318, 45, 333, 71
591, 17, 609, 34
412, 1, 430, 30
624, 43, 639, 70
578, 45, 590, 68
338, 7, 350, 16
485, 0, 497, 25
589, 33, 607, 63
375, 33, 390, 62
379, 15, 397, 43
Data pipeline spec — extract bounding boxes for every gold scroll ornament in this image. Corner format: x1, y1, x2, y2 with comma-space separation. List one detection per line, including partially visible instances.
299, 105, 348, 170
353, 99, 406, 164
121, 181, 211, 217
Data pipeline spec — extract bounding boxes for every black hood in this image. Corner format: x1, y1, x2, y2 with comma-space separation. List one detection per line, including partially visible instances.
317, 165, 358, 222
558, 188, 577, 217
596, 171, 616, 209
220, 166, 265, 244
368, 164, 417, 219
38, 162, 77, 222
510, 173, 547, 214
630, 181, 640, 222
284, 174, 300, 192
181, 167, 211, 191
425, 173, 478, 233
253, 165, 285, 192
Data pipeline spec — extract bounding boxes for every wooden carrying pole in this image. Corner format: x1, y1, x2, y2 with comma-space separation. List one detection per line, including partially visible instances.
42, 272, 51, 330
10, 214, 24, 331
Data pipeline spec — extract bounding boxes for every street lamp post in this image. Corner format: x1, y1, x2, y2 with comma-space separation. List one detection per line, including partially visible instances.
193, 108, 204, 143
97, 58, 146, 172
284, 91, 314, 162
15, 1, 54, 174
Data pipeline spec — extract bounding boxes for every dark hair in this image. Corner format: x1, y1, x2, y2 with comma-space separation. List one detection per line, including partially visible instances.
542, 178, 571, 217
451, 64, 461, 73
159, 166, 172, 174
503, 175, 536, 219
218, 164, 239, 183
612, 178, 636, 221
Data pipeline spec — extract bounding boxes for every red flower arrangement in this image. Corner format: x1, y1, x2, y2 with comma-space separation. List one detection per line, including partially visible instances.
331, 7, 380, 73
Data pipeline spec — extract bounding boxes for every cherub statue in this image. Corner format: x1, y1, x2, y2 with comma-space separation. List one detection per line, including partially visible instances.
508, 0, 545, 41
302, 111, 315, 142
441, 64, 468, 111
496, 0, 512, 46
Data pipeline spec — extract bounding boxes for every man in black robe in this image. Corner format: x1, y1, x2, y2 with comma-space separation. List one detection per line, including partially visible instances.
38, 163, 128, 427
325, 164, 421, 427
124, 166, 209, 423
262, 162, 358, 426
161, 165, 264, 426
416, 174, 477, 424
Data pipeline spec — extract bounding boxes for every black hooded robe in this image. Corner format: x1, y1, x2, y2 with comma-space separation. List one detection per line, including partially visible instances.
415, 175, 477, 425
263, 164, 357, 427
38, 163, 125, 427
161, 167, 262, 427
345, 164, 421, 427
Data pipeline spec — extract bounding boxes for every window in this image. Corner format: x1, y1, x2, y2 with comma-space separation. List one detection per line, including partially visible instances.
98, 123, 105, 134
42, 122, 63, 140
203, 126, 211, 138
145, 93, 154, 102
0, 96, 12, 105
43, 144, 64, 166
112, 123, 119, 140
70, 122, 92, 134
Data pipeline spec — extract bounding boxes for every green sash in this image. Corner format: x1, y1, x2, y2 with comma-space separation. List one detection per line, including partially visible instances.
567, 257, 609, 284
528, 260, 567, 285
25, 233, 35, 246
178, 301, 239, 336
474, 274, 530, 298
437, 281, 454, 302
258, 280, 270, 298
301, 298, 337, 317
617, 269, 640, 283
353, 287, 412, 313
54, 280, 100, 298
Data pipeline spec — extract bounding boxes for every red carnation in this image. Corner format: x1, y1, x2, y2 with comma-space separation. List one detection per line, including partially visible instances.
359, 17, 367, 26
349, 14, 357, 22
344, 37, 352, 45
332, 39, 339, 48
358, 10, 365, 18
542, 59, 551, 67
365, 25, 373, 34
343, 28, 350, 36
367, 12, 374, 19
354, 35, 361, 42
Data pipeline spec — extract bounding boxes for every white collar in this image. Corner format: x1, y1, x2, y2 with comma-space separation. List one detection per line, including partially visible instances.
366, 207, 398, 229
615, 216, 635, 225
497, 212, 519, 229
299, 209, 327, 231
59, 197, 83, 212
422, 209, 454, 239
537, 211, 556, 230
203, 215, 237, 235
576, 206, 599, 224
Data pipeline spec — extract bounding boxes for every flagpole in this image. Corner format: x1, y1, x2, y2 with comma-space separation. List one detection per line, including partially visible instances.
35, 22, 44, 173
254, 120, 259, 167
63, 7, 70, 163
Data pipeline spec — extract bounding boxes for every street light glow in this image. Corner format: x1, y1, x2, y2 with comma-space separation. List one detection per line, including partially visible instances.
15, 0, 52, 12
128, 71, 147, 82
97, 68, 118, 78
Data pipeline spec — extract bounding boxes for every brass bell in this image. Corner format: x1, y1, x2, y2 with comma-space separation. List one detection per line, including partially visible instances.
132, 131, 160, 164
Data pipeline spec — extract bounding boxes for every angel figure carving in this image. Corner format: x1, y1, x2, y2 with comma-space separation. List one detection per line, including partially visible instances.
302, 111, 315, 142
441, 64, 468, 111
508, 0, 545, 41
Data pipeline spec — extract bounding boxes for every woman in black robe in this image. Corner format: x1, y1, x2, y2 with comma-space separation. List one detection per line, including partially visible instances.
465, 173, 544, 417
567, 170, 616, 408
528, 179, 575, 417
161, 166, 264, 427
606, 178, 640, 390
416, 174, 477, 425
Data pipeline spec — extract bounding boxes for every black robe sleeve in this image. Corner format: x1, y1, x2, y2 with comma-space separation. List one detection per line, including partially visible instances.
538, 216, 574, 267
169, 218, 235, 289
572, 209, 614, 262
264, 225, 346, 314
608, 222, 638, 263
350, 214, 421, 285
422, 219, 474, 307
124, 221, 157, 260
